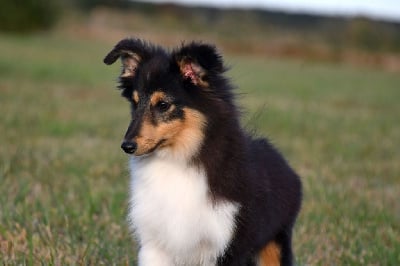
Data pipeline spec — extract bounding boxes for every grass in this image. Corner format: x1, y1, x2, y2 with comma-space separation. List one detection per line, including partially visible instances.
0, 31, 399, 265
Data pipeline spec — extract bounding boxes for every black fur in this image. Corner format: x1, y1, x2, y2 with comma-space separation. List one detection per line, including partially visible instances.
104, 38, 302, 265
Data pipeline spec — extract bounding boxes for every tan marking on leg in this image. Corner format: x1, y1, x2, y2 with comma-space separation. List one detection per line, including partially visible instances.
258, 242, 281, 266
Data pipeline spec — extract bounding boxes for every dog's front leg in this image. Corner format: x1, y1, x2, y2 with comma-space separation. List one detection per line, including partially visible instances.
138, 244, 173, 266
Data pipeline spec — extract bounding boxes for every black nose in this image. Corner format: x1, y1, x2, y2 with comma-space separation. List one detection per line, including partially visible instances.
121, 140, 137, 154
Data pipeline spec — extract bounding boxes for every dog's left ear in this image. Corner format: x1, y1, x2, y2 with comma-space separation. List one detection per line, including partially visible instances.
103, 38, 151, 78
173, 42, 225, 87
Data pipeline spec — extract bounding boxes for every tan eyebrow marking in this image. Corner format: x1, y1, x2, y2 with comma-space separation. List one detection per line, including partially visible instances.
150, 91, 167, 106
132, 90, 139, 104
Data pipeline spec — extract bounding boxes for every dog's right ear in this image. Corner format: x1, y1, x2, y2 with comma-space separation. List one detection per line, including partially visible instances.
103, 38, 151, 78
173, 42, 225, 88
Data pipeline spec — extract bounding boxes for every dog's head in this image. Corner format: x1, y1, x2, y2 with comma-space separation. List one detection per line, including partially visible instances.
104, 38, 227, 159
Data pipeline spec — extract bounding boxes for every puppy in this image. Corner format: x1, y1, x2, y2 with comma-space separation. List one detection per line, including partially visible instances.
103, 38, 302, 266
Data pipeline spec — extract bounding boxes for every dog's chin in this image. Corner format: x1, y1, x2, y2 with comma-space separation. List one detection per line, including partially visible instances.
132, 149, 156, 158
131, 152, 152, 159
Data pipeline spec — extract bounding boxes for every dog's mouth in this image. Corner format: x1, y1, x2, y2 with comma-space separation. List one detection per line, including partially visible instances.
127, 138, 166, 157
143, 139, 166, 155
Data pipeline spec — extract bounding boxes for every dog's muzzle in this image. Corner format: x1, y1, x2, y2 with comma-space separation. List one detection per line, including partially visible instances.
121, 140, 137, 154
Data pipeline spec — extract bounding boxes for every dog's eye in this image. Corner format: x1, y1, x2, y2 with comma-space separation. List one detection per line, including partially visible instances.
156, 101, 171, 112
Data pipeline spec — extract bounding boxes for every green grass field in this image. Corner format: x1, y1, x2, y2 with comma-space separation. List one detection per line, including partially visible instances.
0, 32, 399, 265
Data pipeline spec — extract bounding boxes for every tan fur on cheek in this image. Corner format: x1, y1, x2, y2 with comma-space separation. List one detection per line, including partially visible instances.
134, 117, 184, 156
167, 108, 206, 159
132, 108, 206, 158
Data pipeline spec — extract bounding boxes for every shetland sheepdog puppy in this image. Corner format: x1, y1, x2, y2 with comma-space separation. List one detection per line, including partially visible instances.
103, 38, 302, 266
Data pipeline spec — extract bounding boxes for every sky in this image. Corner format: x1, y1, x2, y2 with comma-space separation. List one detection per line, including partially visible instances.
140, 0, 400, 22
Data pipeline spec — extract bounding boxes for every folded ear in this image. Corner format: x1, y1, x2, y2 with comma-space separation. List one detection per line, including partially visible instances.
173, 42, 225, 87
103, 38, 151, 78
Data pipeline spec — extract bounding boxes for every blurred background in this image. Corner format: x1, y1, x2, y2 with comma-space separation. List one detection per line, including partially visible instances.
2, 0, 400, 69
0, 0, 399, 265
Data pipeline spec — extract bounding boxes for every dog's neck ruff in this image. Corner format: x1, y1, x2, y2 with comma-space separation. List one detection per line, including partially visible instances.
128, 154, 239, 265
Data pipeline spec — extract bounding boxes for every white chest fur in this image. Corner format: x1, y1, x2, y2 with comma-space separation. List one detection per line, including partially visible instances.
128, 156, 239, 266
